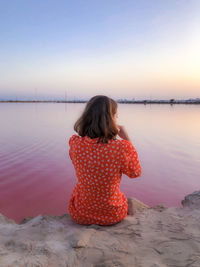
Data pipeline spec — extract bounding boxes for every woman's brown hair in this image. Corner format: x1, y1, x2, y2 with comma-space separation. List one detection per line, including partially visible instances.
74, 95, 118, 143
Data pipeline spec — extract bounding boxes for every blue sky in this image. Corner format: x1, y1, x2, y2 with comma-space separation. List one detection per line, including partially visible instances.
0, 0, 200, 100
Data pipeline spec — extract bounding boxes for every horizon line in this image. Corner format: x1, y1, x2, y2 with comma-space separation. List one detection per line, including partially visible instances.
0, 98, 200, 104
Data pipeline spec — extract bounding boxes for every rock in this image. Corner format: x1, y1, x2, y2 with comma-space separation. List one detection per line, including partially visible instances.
20, 216, 35, 224
0, 191, 200, 266
69, 229, 96, 248
150, 204, 168, 212
0, 213, 16, 224
26, 215, 44, 226
181, 190, 200, 209
127, 197, 150, 215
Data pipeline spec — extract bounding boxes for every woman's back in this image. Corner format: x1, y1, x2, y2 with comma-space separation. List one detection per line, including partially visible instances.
68, 134, 141, 226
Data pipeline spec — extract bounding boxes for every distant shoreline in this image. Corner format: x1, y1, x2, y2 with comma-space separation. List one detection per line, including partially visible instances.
0, 100, 200, 104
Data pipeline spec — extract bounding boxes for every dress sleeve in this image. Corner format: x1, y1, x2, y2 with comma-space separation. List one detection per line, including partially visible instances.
68, 134, 79, 161
120, 140, 142, 178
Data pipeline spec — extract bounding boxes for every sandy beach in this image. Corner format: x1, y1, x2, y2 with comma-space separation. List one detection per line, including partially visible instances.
0, 191, 200, 266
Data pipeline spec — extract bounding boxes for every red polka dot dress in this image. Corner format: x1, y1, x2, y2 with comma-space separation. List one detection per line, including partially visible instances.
68, 134, 142, 226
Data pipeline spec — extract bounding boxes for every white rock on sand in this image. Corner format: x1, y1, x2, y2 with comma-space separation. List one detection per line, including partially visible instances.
0, 191, 200, 267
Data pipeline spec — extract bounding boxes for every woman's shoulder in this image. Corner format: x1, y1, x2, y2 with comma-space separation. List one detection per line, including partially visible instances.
112, 137, 132, 145
108, 138, 132, 149
68, 134, 80, 146
114, 138, 135, 152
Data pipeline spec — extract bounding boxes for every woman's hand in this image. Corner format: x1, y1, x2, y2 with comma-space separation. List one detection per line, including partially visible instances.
117, 125, 131, 141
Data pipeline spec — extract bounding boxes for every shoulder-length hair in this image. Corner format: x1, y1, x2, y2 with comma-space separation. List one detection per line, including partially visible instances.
74, 95, 118, 143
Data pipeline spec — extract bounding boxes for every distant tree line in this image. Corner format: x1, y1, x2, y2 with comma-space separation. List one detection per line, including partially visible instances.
0, 98, 200, 104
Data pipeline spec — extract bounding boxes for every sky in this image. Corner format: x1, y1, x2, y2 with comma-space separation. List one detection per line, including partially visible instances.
0, 0, 200, 100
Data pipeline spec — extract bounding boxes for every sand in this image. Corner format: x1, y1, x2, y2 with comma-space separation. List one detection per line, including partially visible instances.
0, 191, 200, 267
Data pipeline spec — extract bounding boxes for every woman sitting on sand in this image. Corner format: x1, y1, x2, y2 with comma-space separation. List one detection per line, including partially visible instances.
68, 95, 142, 226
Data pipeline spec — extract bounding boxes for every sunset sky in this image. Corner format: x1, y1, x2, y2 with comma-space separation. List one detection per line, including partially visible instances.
0, 0, 200, 100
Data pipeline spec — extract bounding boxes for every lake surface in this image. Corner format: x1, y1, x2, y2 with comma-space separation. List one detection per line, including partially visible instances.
0, 103, 199, 223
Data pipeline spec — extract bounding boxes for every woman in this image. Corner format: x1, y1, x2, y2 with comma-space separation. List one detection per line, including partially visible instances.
68, 95, 142, 226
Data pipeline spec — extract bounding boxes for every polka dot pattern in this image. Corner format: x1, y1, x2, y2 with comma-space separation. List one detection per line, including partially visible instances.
68, 134, 142, 225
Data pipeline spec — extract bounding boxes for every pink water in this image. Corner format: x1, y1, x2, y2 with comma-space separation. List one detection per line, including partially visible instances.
0, 103, 199, 223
